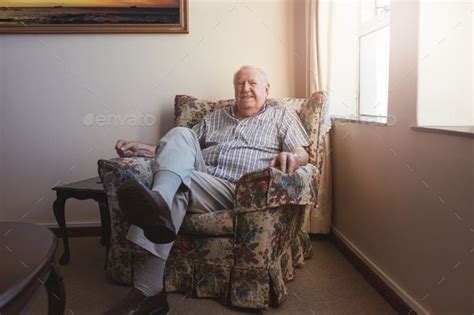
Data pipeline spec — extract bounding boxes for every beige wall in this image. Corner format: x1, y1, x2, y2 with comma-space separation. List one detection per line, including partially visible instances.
332, 1, 473, 314
0, 0, 306, 225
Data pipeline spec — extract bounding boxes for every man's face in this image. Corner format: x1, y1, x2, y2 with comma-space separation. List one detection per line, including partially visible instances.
234, 68, 270, 118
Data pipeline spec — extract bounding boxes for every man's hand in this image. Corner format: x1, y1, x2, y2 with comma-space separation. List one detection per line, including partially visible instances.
115, 139, 140, 157
270, 147, 309, 176
115, 139, 156, 158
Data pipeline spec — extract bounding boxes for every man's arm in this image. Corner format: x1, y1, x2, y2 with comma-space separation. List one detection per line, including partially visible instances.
115, 139, 157, 158
270, 146, 309, 176
271, 107, 311, 175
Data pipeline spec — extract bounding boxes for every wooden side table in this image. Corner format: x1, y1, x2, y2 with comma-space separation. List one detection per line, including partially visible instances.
52, 176, 110, 265
0, 222, 66, 315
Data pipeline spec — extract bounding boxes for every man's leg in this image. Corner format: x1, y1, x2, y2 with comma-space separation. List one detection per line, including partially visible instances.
153, 126, 208, 192
148, 125, 208, 215
128, 170, 235, 297
107, 128, 226, 314
125, 126, 233, 293
186, 170, 235, 214
129, 191, 188, 298
117, 127, 207, 244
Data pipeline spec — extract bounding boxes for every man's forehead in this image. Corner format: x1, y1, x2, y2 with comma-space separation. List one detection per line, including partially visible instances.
235, 69, 265, 82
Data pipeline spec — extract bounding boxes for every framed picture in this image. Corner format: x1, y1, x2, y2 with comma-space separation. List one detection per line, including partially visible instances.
0, 0, 188, 33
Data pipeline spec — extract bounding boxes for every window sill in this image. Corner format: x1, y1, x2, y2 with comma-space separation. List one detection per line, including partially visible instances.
331, 115, 390, 127
411, 126, 474, 138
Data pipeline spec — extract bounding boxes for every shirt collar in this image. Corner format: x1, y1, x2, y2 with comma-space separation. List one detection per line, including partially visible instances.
229, 100, 269, 120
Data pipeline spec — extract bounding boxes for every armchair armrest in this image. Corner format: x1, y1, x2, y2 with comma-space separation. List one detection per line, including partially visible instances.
232, 165, 317, 307
98, 157, 154, 194
234, 164, 318, 213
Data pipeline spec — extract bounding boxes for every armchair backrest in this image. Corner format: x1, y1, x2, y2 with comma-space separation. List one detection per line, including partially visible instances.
174, 92, 329, 175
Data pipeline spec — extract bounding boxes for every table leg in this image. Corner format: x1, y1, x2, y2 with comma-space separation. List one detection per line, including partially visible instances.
98, 201, 111, 269
53, 196, 70, 265
45, 266, 66, 315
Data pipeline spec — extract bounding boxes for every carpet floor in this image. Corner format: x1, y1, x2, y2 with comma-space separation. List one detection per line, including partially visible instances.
27, 237, 396, 314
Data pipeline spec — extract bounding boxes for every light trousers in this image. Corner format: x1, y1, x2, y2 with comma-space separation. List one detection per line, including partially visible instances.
126, 127, 235, 259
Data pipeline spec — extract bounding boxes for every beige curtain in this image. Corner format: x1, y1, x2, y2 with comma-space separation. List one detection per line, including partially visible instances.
304, 0, 333, 234
305, 0, 332, 94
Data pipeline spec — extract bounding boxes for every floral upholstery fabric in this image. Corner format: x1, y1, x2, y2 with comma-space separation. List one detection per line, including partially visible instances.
180, 210, 234, 236
298, 92, 332, 233
98, 92, 328, 309
234, 165, 318, 213
174, 95, 215, 129
298, 91, 329, 173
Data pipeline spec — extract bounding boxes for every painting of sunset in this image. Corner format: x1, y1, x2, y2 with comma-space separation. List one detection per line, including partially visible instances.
0, 0, 187, 33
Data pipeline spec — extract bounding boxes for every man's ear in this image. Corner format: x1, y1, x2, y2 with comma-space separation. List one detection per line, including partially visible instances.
265, 83, 270, 96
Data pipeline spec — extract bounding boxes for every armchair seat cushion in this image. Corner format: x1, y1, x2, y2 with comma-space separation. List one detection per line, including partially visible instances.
179, 210, 234, 236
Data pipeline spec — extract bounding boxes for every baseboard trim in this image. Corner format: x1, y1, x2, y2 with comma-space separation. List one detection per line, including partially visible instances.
42, 223, 102, 238
331, 227, 429, 315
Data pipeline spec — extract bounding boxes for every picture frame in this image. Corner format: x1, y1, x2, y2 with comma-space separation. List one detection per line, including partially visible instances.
0, 0, 188, 34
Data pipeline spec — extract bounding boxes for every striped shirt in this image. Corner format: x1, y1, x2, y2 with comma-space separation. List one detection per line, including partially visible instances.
191, 104, 310, 183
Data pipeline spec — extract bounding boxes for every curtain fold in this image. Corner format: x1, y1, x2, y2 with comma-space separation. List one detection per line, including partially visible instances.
304, 0, 333, 234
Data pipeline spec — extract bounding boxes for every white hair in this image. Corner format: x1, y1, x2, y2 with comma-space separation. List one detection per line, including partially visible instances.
233, 65, 269, 85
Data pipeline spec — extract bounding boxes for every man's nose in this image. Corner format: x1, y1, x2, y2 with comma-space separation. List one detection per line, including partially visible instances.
243, 81, 251, 91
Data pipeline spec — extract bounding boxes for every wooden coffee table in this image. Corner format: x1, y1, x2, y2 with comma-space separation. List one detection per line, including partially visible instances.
0, 222, 66, 315
52, 176, 110, 265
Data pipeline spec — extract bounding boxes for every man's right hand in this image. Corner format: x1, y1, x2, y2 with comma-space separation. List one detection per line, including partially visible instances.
115, 139, 139, 157
115, 139, 156, 158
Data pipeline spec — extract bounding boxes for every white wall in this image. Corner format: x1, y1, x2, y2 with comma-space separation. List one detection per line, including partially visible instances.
417, 0, 473, 126
0, 0, 306, 225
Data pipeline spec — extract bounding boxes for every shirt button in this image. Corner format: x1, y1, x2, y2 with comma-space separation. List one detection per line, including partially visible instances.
234, 136, 238, 140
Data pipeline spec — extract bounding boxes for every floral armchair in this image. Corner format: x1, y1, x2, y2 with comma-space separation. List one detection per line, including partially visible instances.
97, 92, 329, 309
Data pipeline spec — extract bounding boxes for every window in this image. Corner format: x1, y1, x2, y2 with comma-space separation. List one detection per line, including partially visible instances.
358, 0, 390, 118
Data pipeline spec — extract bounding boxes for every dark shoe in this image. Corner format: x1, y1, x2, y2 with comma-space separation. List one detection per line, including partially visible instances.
104, 288, 169, 315
117, 180, 176, 244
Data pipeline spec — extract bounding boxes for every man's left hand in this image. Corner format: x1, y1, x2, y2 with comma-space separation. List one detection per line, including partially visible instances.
270, 152, 299, 175
270, 147, 309, 176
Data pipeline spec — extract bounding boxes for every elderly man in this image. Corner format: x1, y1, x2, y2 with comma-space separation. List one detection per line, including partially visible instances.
106, 66, 309, 314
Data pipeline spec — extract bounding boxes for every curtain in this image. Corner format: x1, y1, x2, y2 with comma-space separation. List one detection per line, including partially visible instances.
305, 0, 332, 94
304, 0, 333, 234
